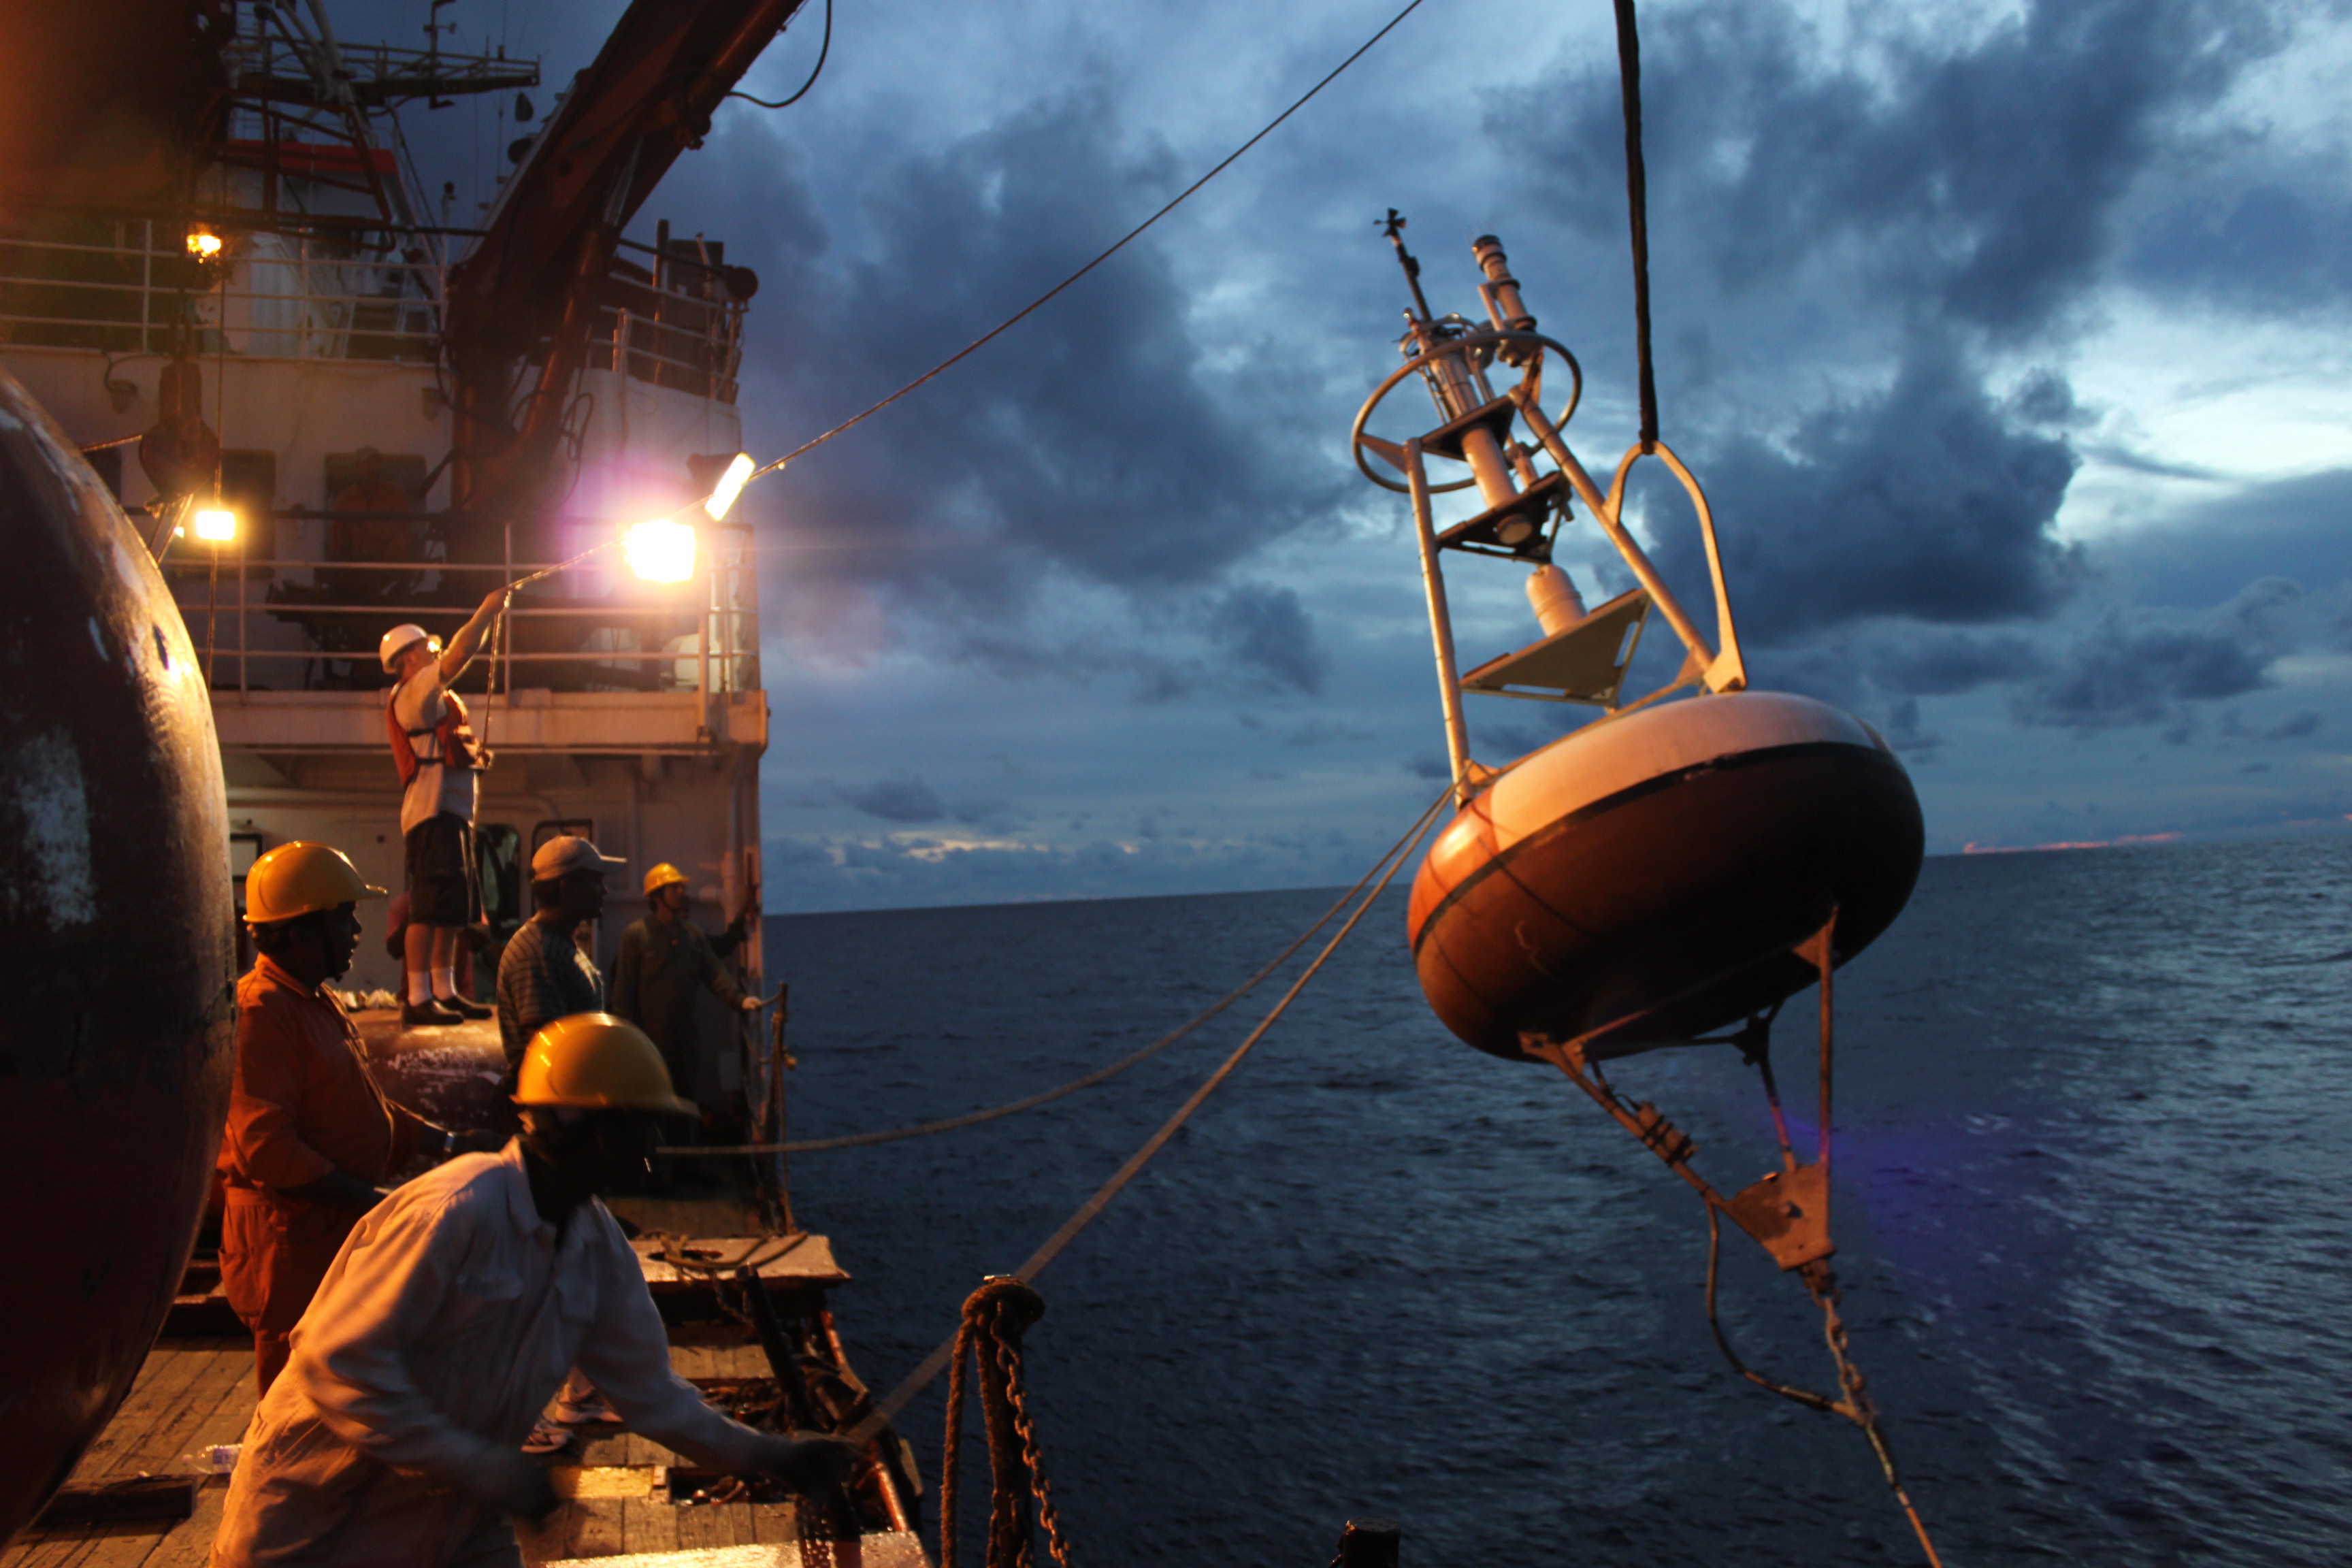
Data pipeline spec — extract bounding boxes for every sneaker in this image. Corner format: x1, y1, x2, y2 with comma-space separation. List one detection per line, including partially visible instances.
553, 1390, 620, 1427
436, 994, 493, 1021
401, 998, 463, 1028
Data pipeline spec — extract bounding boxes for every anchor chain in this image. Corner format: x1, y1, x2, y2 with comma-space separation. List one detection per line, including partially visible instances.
942, 1277, 1071, 1568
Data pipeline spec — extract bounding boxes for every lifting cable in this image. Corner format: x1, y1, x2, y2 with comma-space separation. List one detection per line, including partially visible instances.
671, 787, 1451, 1158
1611, 0, 1659, 450
840, 786, 1449, 1447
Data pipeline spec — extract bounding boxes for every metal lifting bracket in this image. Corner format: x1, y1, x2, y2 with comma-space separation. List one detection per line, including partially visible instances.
1518, 910, 1840, 1273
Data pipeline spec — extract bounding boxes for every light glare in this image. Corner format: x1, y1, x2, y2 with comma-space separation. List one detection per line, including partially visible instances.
186, 229, 223, 259
623, 519, 697, 583
193, 507, 237, 542
702, 452, 754, 520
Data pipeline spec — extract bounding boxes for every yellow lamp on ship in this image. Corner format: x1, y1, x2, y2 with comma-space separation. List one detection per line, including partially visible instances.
622, 517, 698, 582
191, 504, 237, 542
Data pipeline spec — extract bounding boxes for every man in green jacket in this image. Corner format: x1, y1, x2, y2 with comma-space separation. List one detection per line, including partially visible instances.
610, 863, 761, 1120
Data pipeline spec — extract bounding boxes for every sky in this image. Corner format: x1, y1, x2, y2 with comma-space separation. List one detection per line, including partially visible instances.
367, 0, 2352, 911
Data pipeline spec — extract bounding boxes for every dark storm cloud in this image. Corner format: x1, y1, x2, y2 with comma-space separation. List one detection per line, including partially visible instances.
2123, 153, 2352, 310
1873, 630, 2048, 696
2100, 468, 2352, 610
1497, 0, 2289, 337
708, 84, 1340, 686
1648, 341, 2081, 642
1206, 585, 1328, 695
2014, 576, 2303, 731
785, 774, 1016, 828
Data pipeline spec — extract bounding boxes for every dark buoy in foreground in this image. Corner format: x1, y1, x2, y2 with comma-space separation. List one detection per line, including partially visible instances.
0, 370, 233, 1543
1407, 691, 1923, 1060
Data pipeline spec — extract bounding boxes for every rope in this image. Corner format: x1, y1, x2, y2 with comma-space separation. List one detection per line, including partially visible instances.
846, 789, 1448, 1446
1610, 0, 1658, 450
666, 789, 1450, 1158
738, 0, 1433, 489
728, 0, 831, 109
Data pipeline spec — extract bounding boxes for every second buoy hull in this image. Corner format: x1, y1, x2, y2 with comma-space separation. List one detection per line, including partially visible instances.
1409, 692, 1923, 1061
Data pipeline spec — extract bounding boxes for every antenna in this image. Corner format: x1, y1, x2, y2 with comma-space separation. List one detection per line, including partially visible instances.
1380, 210, 1435, 324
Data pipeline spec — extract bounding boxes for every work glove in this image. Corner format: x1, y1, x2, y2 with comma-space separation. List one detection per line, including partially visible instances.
749, 1433, 859, 1490
470, 1448, 563, 1524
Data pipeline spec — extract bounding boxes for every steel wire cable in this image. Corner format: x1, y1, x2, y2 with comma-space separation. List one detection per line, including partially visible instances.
668, 786, 1450, 1158
844, 788, 1449, 1444
728, 0, 832, 110
737, 0, 1433, 489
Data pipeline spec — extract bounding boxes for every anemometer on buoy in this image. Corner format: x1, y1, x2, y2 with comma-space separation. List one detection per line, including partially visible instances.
1356, 16, 1944, 1555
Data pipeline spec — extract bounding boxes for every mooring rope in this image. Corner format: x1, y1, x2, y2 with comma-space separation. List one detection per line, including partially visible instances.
667, 787, 1451, 1158
843, 791, 1448, 1446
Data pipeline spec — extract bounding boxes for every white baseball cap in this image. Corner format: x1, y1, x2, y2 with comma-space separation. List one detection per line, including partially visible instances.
532, 836, 626, 879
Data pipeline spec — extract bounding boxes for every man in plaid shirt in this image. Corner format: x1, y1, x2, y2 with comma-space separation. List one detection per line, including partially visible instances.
494, 836, 625, 1088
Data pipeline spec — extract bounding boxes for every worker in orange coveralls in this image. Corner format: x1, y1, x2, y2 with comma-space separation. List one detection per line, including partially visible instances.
220, 842, 486, 1393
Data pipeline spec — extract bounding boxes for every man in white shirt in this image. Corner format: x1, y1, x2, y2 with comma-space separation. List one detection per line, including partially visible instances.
380, 589, 506, 1028
210, 1013, 851, 1568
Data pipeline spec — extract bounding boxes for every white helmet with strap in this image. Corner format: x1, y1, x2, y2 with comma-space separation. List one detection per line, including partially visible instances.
378, 623, 438, 672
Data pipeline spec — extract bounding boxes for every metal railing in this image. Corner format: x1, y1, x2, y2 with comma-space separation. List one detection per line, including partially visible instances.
0, 223, 744, 400
0, 223, 441, 361
173, 520, 760, 702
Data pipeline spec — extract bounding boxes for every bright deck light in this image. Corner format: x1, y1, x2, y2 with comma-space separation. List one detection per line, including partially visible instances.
192, 507, 237, 542
702, 452, 754, 520
186, 229, 223, 260
623, 518, 698, 582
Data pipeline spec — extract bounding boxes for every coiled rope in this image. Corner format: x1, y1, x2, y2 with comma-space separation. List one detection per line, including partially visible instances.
843, 787, 1448, 1446
672, 787, 1452, 1158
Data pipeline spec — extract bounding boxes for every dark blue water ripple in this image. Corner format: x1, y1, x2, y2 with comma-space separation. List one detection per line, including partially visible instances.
767, 835, 2352, 1567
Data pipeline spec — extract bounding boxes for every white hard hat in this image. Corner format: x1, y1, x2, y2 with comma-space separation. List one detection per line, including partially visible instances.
378, 623, 438, 672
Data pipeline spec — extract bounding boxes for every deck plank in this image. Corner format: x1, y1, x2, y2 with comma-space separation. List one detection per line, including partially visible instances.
140, 1484, 227, 1568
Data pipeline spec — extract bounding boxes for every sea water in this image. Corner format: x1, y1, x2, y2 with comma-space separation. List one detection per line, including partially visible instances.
768, 834, 2352, 1567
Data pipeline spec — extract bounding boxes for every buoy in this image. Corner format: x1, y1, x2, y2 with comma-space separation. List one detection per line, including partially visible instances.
1407, 691, 1922, 1060
0, 370, 235, 1544
1351, 225, 1923, 1064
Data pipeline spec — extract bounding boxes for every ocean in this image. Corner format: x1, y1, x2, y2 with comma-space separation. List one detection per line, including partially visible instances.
767, 834, 2352, 1567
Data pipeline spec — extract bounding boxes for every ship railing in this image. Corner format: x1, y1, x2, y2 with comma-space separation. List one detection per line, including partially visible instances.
0, 222, 442, 362
595, 295, 745, 405
172, 521, 760, 704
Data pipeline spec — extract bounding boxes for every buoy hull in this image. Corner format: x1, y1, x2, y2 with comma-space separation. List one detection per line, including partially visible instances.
1409, 691, 1922, 1062
0, 372, 234, 1544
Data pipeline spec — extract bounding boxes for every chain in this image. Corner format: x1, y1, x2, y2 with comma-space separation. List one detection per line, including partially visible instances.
992, 1331, 1073, 1568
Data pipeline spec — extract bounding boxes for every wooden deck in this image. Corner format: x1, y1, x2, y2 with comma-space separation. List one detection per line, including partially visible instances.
4, 1327, 923, 1568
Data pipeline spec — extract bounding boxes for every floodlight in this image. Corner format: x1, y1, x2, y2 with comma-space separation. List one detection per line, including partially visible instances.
186, 228, 224, 260
702, 452, 754, 521
193, 507, 237, 542
623, 518, 698, 583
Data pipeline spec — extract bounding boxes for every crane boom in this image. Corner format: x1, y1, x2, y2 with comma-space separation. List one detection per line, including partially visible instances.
445, 0, 810, 530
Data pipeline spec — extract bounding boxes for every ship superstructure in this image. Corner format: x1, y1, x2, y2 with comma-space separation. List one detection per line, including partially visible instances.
0, 0, 774, 1014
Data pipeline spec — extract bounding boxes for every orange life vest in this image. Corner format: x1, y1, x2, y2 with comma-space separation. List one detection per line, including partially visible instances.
385, 678, 483, 787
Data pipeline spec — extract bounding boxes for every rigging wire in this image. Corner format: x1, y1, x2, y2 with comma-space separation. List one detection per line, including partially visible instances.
843, 785, 1451, 1445
739, 0, 1433, 488
667, 793, 1449, 1158
728, 0, 832, 109
1611, 0, 1659, 450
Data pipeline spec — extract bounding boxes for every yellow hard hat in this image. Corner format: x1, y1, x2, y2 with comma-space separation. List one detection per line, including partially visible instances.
514, 1013, 698, 1115
643, 862, 690, 896
244, 841, 387, 925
